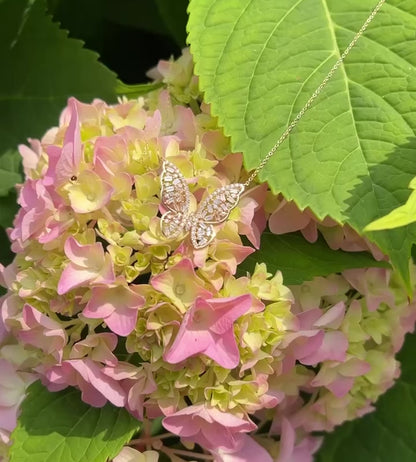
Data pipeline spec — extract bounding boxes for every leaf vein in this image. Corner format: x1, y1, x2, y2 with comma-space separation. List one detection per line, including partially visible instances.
336, 24, 416, 70
243, 0, 307, 137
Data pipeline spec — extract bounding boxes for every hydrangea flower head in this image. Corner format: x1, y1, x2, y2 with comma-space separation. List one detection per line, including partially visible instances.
0, 49, 415, 462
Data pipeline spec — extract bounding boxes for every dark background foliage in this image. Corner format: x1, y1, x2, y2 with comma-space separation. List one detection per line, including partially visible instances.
47, 0, 188, 83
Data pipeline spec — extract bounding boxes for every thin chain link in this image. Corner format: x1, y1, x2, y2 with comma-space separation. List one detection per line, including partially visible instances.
244, 0, 386, 187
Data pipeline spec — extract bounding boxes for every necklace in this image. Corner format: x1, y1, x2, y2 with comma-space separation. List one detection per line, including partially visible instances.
160, 0, 386, 249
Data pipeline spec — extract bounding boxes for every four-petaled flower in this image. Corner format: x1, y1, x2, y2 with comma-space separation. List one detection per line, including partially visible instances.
83, 284, 145, 336
150, 258, 212, 309
164, 294, 253, 368
162, 403, 256, 451
57, 237, 115, 294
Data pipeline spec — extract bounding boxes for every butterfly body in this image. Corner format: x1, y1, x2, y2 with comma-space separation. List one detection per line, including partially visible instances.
160, 161, 245, 249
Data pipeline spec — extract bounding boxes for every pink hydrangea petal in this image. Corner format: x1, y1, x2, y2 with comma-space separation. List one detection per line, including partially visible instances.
202, 422, 239, 450
18, 304, 66, 361
144, 110, 162, 138
0, 312, 7, 343
269, 200, 312, 235
104, 308, 139, 337
281, 430, 323, 462
163, 404, 255, 451
40, 364, 70, 392
164, 321, 211, 365
113, 448, 159, 462
38, 216, 71, 244
297, 310, 322, 329
326, 377, 355, 397
69, 359, 126, 407
94, 254, 116, 285
276, 418, 296, 462
76, 381, 108, 408
22, 303, 62, 331
285, 331, 324, 361
67, 170, 113, 214
339, 358, 371, 377
302, 331, 348, 365
83, 285, 145, 336
249, 206, 268, 248
58, 239, 115, 294
64, 99, 82, 160
19, 139, 42, 175
301, 220, 319, 243
212, 241, 255, 275
204, 330, 240, 369
165, 296, 251, 368
0, 263, 17, 289
314, 302, 345, 329
57, 264, 99, 295
64, 237, 103, 268
174, 105, 197, 149
237, 183, 268, 248
43, 145, 62, 186
213, 435, 273, 462
55, 98, 82, 183
204, 406, 256, 431
71, 333, 118, 366
293, 438, 323, 462
162, 407, 202, 438
151, 258, 212, 307
83, 299, 114, 319
0, 360, 25, 408
209, 295, 253, 335
93, 135, 128, 166
0, 404, 20, 433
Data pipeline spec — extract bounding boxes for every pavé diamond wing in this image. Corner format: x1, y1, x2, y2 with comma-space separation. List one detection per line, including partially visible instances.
160, 161, 191, 239
191, 183, 245, 249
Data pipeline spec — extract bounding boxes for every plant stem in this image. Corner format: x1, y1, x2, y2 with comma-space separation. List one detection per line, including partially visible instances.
129, 433, 173, 445
161, 446, 214, 460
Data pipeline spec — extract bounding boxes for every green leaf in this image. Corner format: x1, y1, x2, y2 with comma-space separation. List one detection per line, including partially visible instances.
115, 81, 163, 98
365, 176, 416, 231
102, 0, 171, 36
315, 332, 416, 462
94, 0, 188, 46
0, 226, 14, 266
0, 150, 22, 196
0, 0, 118, 159
10, 381, 140, 462
187, 0, 416, 287
0, 225, 14, 296
365, 189, 416, 231
238, 232, 389, 285
155, 0, 189, 48
0, 189, 18, 228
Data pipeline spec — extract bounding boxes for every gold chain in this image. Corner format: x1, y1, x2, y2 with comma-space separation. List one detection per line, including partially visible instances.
244, 0, 386, 188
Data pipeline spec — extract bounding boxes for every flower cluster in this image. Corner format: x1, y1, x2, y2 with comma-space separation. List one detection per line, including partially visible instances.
268, 198, 385, 261
0, 50, 415, 462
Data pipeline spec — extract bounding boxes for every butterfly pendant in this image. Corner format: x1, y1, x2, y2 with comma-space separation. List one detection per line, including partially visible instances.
160, 161, 245, 249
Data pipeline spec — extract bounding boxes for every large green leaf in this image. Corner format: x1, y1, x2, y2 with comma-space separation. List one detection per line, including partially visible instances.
0, 226, 14, 265
187, 0, 416, 287
365, 176, 416, 231
10, 381, 140, 462
49, 0, 170, 39
316, 332, 416, 462
0, 150, 22, 196
0, 0, 118, 159
0, 190, 18, 229
238, 232, 389, 285
155, 0, 189, 48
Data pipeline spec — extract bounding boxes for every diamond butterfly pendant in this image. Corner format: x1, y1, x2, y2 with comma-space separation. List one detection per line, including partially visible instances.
160, 161, 245, 249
